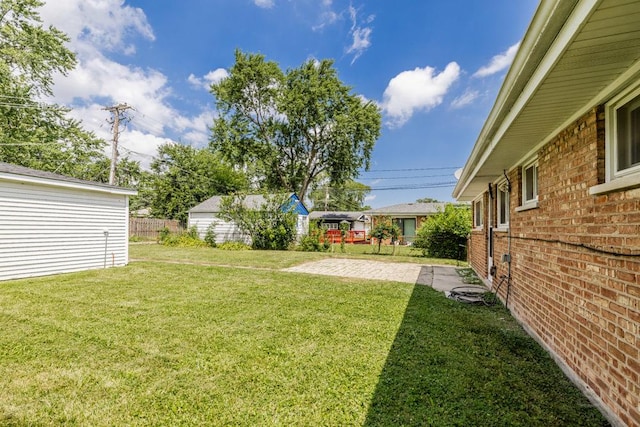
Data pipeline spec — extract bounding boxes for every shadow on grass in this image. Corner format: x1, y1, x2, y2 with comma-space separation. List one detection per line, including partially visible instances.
363, 284, 610, 427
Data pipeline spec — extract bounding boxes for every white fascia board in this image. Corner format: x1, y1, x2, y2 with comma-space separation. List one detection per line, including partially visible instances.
0, 173, 138, 196
453, 0, 563, 199
453, 0, 600, 200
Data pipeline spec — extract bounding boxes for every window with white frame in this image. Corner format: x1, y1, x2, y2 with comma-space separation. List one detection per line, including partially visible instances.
522, 160, 538, 205
497, 181, 509, 227
608, 83, 640, 179
473, 198, 483, 228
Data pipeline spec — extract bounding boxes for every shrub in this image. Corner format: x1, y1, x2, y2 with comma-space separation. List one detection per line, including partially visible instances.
158, 226, 171, 243
217, 241, 252, 251
204, 223, 217, 248
339, 221, 349, 253
370, 217, 400, 254
298, 221, 330, 252
158, 226, 207, 248
219, 193, 298, 250
414, 204, 471, 260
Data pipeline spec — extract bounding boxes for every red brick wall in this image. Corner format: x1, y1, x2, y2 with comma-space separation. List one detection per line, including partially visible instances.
475, 107, 640, 426
469, 193, 488, 278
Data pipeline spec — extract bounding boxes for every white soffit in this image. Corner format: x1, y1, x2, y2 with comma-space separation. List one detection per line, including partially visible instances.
454, 0, 640, 200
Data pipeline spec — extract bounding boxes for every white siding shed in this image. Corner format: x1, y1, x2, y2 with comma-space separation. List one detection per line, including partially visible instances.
188, 194, 309, 245
0, 162, 137, 281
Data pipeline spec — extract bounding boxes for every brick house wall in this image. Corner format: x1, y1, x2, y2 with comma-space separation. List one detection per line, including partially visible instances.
469, 193, 488, 278
469, 107, 640, 426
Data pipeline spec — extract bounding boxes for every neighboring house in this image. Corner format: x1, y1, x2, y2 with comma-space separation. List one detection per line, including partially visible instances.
188, 193, 309, 244
453, 1, 640, 425
0, 162, 137, 281
309, 211, 370, 243
309, 211, 369, 231
366, 202, 445, 244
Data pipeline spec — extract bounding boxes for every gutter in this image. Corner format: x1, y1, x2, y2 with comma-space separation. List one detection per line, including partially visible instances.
453, 0, 584, 200
0, 173, 138, 196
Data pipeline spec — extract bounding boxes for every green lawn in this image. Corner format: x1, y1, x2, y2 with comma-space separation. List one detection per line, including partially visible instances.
130, 241, 461, 268
0, 247, 608, 426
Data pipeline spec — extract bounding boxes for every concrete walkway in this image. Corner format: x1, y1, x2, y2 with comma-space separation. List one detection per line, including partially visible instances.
282, 259, 475, 293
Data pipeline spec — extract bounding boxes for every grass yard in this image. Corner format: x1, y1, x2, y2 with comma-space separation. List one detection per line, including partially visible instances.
0, 248, 608, 426
130, 241, 460, 268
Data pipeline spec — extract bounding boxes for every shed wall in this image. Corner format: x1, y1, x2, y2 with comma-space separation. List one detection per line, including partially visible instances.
189, 212, 309, 245
188, 213, 250, 244
0, 179, 130, 281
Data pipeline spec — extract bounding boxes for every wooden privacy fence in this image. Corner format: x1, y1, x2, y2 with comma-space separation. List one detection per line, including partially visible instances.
129, 218, 184, 239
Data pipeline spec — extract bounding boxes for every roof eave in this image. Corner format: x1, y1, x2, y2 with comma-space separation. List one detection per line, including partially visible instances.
453, 0, 593, 201
0, 172, 138, 196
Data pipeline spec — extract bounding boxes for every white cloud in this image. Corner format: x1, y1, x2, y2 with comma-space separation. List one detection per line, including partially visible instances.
473, 41, 521, 78
450, 89, 479, 109
119, 131, 173, 169
188, 69, 229, 90
254, 0, 275, 9
347, 27, 372, 57
38, 0, 214, 169
381, 62, 460, 127
312, 10, 339, 31
346, 5, 374, 64
173, 110, 216, 147
39, 0, 154, 55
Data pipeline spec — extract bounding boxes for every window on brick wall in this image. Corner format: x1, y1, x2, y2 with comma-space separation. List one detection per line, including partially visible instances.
473, 198, 483, 228
609, 83, 640, 179
522, 160, 538, 206
497, 181, 509, 227
590, 83, 640, 195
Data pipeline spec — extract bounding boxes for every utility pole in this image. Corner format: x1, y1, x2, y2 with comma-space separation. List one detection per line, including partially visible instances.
103, 103, 132, 185
324, 185, 329, 211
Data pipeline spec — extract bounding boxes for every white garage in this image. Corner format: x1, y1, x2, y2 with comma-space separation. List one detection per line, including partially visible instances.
188, 193, 309, 245
0, 162, 137, 281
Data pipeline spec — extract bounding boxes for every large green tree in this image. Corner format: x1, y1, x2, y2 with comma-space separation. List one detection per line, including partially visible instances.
89, 157, 143, 188
210, 50, 381, 203
309, 180, 371, 211
146, 143, 248, 224
0, 0, 106, 177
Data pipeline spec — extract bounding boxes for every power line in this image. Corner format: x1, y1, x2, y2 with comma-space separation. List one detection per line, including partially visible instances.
367, 182, 457, 191
315, 181, 457, 193
361, 173, 455, 180
361, 166, 461, 172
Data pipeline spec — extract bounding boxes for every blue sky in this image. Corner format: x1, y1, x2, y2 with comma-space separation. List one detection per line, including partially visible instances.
40, 0, 539, 208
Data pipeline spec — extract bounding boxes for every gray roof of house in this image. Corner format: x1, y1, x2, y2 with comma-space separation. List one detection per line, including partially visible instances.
189, 194, 267, 213
365, 202, 446, 216
0, 161, 136, 194
309, 211, 367, 221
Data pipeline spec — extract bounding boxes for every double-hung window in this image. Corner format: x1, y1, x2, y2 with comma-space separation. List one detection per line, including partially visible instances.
609, 84, 640, 179
473, 198, 483, 228
497, 181, 509, 228
522, 160, 538, 207
592, 82, 640, 195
